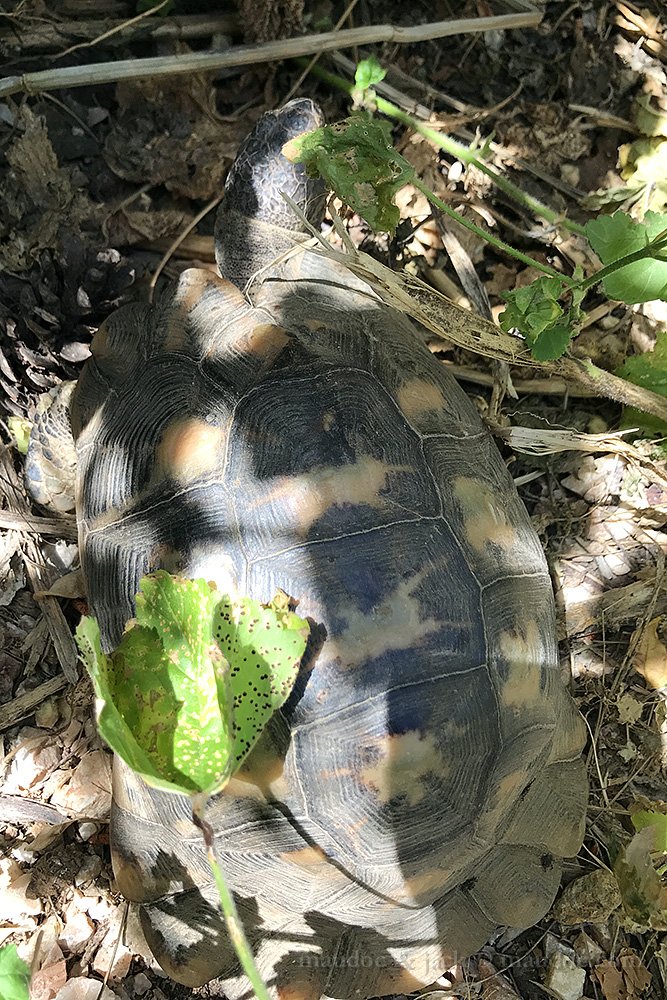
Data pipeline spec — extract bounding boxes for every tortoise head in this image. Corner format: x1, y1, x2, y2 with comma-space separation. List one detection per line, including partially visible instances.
215, 99, 326, 289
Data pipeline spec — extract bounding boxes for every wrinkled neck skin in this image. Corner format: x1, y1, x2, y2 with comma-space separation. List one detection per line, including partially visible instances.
215, 209, 314, 294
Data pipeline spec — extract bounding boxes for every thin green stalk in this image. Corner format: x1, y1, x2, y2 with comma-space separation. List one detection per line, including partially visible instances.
412, 177, 573, 283
302, 60, 587, 237
192, 802, 271, 1000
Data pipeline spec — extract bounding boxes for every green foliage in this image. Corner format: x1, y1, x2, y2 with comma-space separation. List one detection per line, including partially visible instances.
585, 211, 667, 303
617, 330, 667, 395
289, 64, 667, 366
613, 800, 667, 930
499, 277, 580, 360
501, 212, 667, 359
7, 416, 30, 455
585, 95, 667, 213
631, 801, 667, 854
287, 114, 415, 233
616, 330, 667, 435
0, 945, 30, 1000
77, 573, 302, 1000
352, 57, 386, 105
77, 572, 309, 797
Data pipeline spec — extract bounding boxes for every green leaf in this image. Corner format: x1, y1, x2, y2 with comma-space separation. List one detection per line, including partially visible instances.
631, 803, 667, 852
285, 115, 415, 233
501, 277, 567, 336
7, 417, 30, 455
0, 945, 30, 1000
617, 330, 667, 395
213, 590, 310, 763
585, 211, 667, 303
613, 825, 667, 930
77, 573, 310, 797
500, 276, 576, 359
530, 325, 573, 361
617, 330, 667, 434
354, 57, 386, 95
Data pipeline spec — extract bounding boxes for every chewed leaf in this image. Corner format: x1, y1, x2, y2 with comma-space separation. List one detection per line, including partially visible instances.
77, 574, 310, 797
500, 276, 576, 360
285, 115, 415, 233
78, 615, 186, 794
213, 590, 310, 767
78, 574, 234, 795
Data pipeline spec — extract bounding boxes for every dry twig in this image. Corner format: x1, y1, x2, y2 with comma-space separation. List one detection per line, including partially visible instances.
0, 12, 543, 98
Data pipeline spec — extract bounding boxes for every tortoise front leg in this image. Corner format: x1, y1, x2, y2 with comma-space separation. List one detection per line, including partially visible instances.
25, 381, 77, 514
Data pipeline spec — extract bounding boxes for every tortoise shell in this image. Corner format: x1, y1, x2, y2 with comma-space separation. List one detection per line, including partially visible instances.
68, 101, 587, 999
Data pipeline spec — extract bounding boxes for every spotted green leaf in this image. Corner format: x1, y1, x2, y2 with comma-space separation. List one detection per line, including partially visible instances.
213, 590, 309, 762
77, 573, 310, 797
0, 945, 30, 1000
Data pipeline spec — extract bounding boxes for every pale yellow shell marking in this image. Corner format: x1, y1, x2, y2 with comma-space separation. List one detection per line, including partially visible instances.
235, 322, 291, 358
322, 410, 335, 432
403, 866, 456, 900
395, 378, 447, 422
388, 952, 447, 993
281, 845, 327, 867
252, 455, 408, 536
497, 621, 542, 709
328, 571, 441, 669
163, 269, 221, 353
156, 418, 228, 482
453, 477, 518, 554
481, 768, 530, 831
89, 319, 114, 363
231, 736, 290, 801
83, 502, 123, 534
280, 847, 349, 893
360, 731, 450, 806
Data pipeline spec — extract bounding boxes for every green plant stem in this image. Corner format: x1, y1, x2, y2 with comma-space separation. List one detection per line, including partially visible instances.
410, 176, 573, 283
192, 800, 271, 1000
302, 60, 586, 237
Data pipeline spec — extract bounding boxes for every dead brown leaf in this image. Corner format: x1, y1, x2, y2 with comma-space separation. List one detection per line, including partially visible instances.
633, 615, 667, 690
594, 950, 653, 999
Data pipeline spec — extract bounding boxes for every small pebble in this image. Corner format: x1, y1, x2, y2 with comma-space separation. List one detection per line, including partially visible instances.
78, 822, 99, 842
573, 930, 604, 967
546, 952, 585, 1000
553, 869, 621, 924
35, 698, 60, 729
132, 973, 152, 996
54, 978, 116, 1000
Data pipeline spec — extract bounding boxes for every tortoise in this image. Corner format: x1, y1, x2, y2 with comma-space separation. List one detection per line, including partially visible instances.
27, 99, 588, 1000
